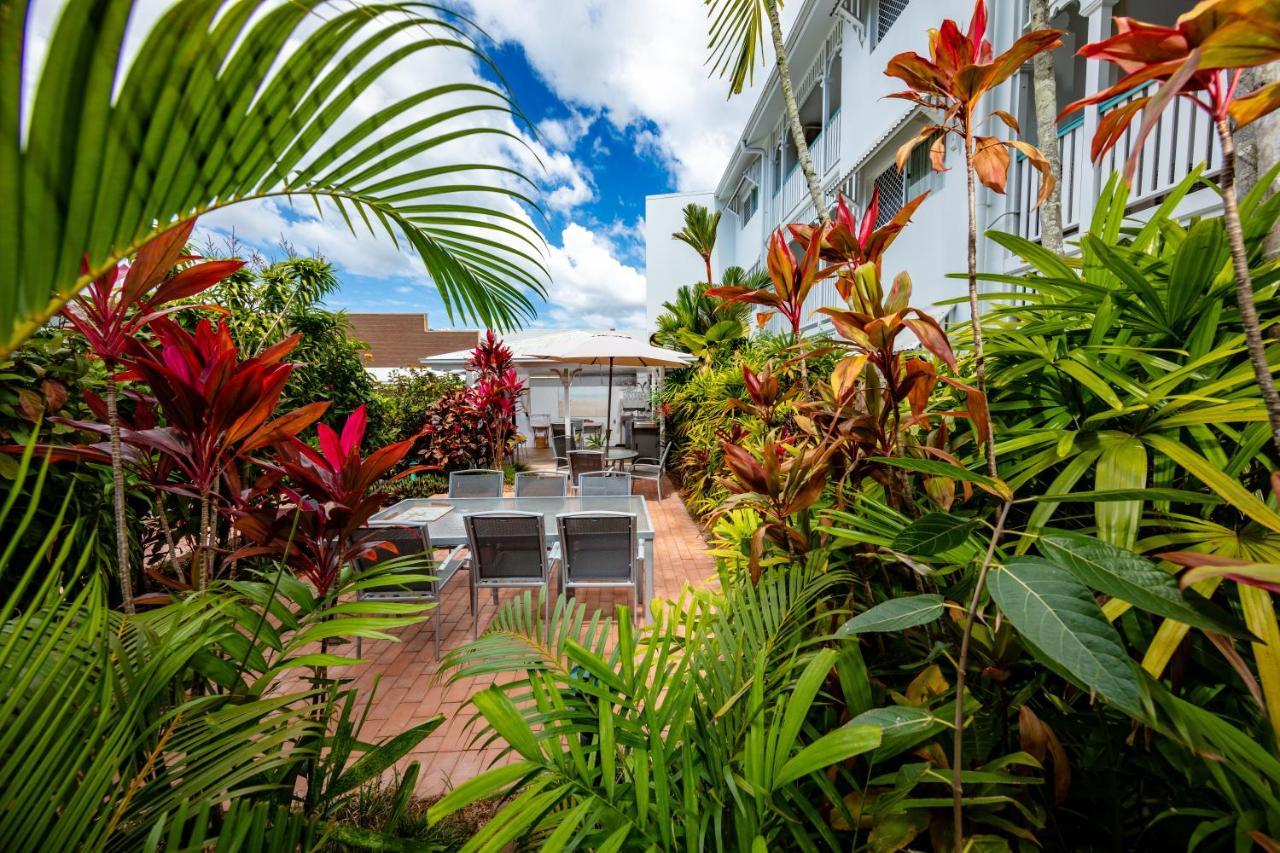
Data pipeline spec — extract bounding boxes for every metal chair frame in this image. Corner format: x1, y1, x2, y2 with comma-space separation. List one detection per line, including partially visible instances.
514, 470, 569, 497
352, 523, 464, 658
630, 442, 673, 500
555, 511, 641, 624
448, 468, 504, 498
576, 470, 632, 496
463, 511, 555, 638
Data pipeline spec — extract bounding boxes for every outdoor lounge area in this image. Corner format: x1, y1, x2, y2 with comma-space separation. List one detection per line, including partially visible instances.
6, 0, 1280, 850
339, 446, 714, 797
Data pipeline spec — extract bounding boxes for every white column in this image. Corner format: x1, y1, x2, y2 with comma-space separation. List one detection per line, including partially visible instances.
1076, 0, 1117, 230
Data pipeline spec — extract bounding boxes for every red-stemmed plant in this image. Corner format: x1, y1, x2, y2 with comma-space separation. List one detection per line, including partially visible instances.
119, 318, 328, 588
59, 221, 242, 611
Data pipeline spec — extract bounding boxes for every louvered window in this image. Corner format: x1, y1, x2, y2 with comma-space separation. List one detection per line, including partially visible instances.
876, 0, 910, 45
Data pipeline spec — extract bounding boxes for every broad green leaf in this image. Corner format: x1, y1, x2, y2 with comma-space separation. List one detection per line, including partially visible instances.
1038, 531, 1249, 639
774, 725, 881, 787
867, 456, 1012, 500
836, 595, 945, 637
891, 512, 977, 555
988, 558, 1144, 718
846, 705, 942, 762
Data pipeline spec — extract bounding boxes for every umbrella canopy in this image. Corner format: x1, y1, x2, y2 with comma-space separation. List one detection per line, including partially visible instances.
532, 333, 690, 449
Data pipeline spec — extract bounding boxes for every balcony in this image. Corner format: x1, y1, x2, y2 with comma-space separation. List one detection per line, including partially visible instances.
774, 107, 843, 226
1010, 83, 1223, 243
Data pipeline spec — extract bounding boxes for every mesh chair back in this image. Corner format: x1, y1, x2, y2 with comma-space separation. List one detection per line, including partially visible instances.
515, 471, 568, 497
449, 469, 504, 498
552, 432, 573, 458
557, 513, 636, 583
464, 513, 547, 582
352, 525, 436, 594
568, 450, 604, 483
577, 471, 632, 496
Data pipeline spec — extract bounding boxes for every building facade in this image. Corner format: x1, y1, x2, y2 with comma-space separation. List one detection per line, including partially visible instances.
645, 0, 1223, 333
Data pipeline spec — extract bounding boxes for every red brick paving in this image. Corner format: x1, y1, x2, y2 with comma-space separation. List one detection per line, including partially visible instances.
328, 457, 716, 798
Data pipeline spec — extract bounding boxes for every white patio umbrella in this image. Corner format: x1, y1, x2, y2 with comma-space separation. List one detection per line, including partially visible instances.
532, 332, 691, 449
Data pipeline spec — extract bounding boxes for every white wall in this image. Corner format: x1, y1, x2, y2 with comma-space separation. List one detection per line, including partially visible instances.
645, 190, 716, 332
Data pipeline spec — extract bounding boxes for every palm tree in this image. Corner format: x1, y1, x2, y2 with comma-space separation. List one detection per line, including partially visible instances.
671, 203, 722, 284
652, 266, 759, 360
0, 0, 548, 360
704, 0, 828, 224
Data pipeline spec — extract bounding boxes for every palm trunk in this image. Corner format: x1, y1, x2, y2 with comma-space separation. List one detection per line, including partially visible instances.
1216, 119, 1280, 455
703, 254, 714, 286
766, 1, 828, 225
105, 378, 136, 615
951, 126, 1007, 852
156, 499, 182, 580
1029, 0, 1063, 254
197, 493, 211, 590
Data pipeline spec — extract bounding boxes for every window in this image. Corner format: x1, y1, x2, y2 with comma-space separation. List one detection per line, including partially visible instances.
872, 165, 905, 228
905, 136, 936, 199
876, 0, 910, 45
732, 185, 759, 224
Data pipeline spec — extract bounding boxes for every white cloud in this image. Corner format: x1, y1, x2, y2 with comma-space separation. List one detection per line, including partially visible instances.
464, 0, 797, 191
541, 223, 647, 329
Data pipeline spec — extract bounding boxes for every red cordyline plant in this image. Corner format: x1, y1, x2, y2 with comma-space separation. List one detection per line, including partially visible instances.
231, 405, 419, 599
119, 318, 328, 589
789, 187, 928, 272
883, 4, 1062, 843
1061, 0, 1280, 454
806, 264, 992, 513
58, 220, 242, 612
884, 0, 1061, 478
709, 226, 824, 344
466, 331, 524, 467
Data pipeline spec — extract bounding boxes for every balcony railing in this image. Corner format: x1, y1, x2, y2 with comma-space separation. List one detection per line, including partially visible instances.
773, 108, 843, 225
1011, 83, 1222, 243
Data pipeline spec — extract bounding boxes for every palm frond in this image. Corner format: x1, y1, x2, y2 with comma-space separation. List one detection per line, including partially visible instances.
2, 0, 549, 357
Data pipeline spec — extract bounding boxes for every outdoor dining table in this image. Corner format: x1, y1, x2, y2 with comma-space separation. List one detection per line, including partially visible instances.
603, 447, 638, 469
368, 495, 657, 609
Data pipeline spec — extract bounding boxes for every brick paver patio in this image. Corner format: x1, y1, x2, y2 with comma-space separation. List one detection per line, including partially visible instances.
335, 452, 716, 797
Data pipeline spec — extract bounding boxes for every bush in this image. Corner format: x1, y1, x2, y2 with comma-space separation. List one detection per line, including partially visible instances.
372, 368, 464, 449
413, 388, 491, 472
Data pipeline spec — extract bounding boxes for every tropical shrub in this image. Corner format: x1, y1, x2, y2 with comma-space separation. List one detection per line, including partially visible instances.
373, 369, 465, 450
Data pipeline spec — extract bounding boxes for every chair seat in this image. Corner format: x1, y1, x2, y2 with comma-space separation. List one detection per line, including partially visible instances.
631, 464, 661, 476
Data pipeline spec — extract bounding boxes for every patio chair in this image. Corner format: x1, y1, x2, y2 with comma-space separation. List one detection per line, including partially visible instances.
555, 512, 641, 624
567, 450, 605, 488
514, 470, 568, 497
448, 468, 504, 498
631, 442, 673, 500
551, 432, 572, 475
351, 524, 465, 658
463, 512, 555, 638
577, 470, 632, 496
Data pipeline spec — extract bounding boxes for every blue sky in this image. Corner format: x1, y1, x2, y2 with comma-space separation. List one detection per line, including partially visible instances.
190, 1, 782, 332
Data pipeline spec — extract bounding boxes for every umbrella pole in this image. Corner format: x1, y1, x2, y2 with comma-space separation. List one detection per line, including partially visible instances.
604, 358, 614, 451
561, 370, 573, 450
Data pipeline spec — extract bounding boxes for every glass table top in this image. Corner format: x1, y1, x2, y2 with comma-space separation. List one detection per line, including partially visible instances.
368, 495, 654, 544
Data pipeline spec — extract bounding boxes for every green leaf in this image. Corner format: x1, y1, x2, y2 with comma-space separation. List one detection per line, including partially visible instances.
846, 705, 942, 762
1038, 532, 1249, 639
427, 760, 539, 824
988, 558, 1144, 718
836, 595, 945, 637
867, 456, 1012, 500
774, 725, 881, 787
891, 512, 977, 555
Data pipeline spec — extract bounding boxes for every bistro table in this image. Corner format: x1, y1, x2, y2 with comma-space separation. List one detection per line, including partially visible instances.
603, 447, 638, 469
368, 495, 656, 609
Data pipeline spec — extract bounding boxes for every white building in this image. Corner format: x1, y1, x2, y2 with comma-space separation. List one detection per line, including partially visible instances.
645, 0, 1223, 333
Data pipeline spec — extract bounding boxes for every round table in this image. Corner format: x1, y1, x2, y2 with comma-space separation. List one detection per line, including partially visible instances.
604, 447, 637, 469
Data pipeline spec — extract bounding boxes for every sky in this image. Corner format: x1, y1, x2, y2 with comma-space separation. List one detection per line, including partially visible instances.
45, 0, 795, 334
